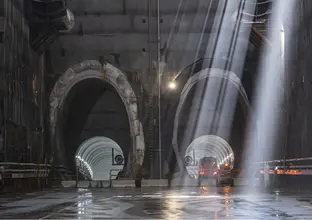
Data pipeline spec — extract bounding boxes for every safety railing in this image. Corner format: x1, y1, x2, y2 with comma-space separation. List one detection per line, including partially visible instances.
253, 157, 312, 176
109, 169, 123, 187
0, 162, 51, 191
0, 162, 51, 180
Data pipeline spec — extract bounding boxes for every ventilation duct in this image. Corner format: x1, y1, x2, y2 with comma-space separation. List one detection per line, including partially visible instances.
28, 0, 75, 52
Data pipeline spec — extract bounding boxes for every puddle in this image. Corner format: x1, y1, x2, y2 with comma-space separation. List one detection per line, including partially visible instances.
271, 211, 292, 218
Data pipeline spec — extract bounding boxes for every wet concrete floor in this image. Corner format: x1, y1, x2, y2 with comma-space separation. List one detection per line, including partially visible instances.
0, 187, 312, 219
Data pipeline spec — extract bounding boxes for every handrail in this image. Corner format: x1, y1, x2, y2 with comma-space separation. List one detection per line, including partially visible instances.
0, 162, 51, 180
109, 169, 123, 187
251, 157, 312, 177
0, 162, 51, 166
254, 157, 312, 165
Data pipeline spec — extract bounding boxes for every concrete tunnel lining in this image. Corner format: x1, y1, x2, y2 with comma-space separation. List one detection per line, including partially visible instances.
185, 135, 234, 166
172, 68, 250, 173
49, 60, 145, 172
185, 135, 234, 178
76, 136, 124, 180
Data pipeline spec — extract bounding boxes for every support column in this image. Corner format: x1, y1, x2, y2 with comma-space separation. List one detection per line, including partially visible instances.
147, 0, 162, 179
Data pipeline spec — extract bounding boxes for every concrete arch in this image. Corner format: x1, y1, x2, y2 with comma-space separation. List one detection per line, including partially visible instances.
172, 67, 250, 172
76, 136, 124, 180
49, 60, 145, 169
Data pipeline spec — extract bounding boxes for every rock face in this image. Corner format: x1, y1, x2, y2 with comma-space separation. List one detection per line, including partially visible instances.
283, 1, 312, 159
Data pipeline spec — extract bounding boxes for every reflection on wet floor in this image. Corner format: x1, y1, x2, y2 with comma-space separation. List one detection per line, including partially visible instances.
77, 192, 93, 219
0, 187, 312, 219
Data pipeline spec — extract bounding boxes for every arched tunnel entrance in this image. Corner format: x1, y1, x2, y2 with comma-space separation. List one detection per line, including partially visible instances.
59, 78, 130, 179
172, 68, 250, 177
49, 61, 144, 180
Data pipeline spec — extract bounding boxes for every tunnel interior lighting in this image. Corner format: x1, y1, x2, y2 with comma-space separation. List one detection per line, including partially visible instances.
75, 136, 124, 181
184, 135, 235, 178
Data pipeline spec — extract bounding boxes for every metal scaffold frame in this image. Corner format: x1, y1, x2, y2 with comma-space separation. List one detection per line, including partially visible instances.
147, 0, 162, 179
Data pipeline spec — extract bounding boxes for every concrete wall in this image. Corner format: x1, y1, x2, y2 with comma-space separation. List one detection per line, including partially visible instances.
0, 0, 46, 163
48, 0, 224, 175
47, 0, 258, 176
284, 1, 312, 159
48, 0, 242, 86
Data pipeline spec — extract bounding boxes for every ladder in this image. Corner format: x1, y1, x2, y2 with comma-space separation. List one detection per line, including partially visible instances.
147, 0, 160, 178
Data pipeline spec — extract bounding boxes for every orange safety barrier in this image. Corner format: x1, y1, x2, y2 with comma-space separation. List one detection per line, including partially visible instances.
285, 170, 302, 175
259, 169, 302, 175
277, 170, 283, 175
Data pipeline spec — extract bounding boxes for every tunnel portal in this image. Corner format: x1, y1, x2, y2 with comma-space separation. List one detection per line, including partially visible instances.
59, 78, 131, 176
49, 61, 144, 177
173, 68, 249, 175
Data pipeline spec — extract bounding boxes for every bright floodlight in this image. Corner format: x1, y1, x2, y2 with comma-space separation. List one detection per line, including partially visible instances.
168, 81, 177, 90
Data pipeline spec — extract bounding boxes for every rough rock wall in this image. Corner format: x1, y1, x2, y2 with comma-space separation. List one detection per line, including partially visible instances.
284, 0, 312, 159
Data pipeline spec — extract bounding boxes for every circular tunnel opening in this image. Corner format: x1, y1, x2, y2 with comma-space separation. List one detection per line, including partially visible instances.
184, 135, 234, 178
75, 137, 124, 180
177, 75, 248, 176
57, 78, 131, 179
